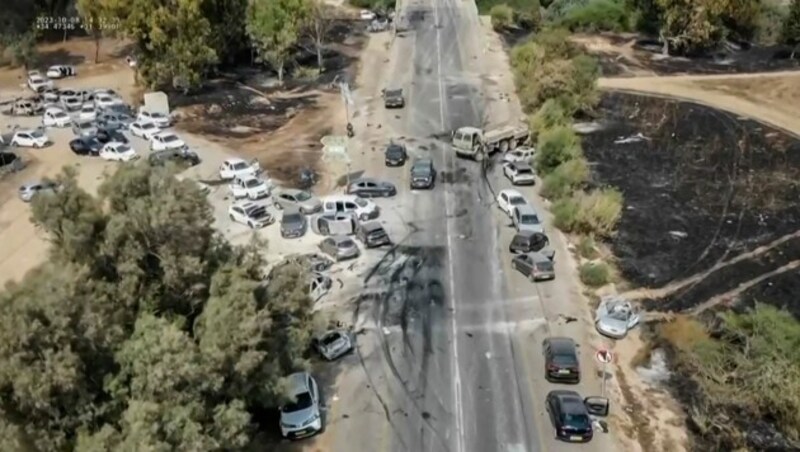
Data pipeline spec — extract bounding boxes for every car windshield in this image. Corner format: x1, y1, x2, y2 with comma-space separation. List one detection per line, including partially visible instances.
386, 89, 402, 97
82, 106, 93, 111
30, 130, 44, 138
54, 112, 68, 118
248, 207, 269, 219
412, 163, 430, 174
244, 179, 262, 188
536, 261, 554, 271
232, 162, 248, 170
281, 392, 313, 413
509, 196, 526, 205
517, 168, 533, 175
387, 145, 404, 156
337, 239, 355, 248
321, 333, 342, 346
142, 122, 156, 129
117, 145, 131, 152
521, 214, 540, 224
354, 198, 368, 207
563, 413, 591, 429
295, 191, 312, 201
552, 353, 577, 366
284, 213, 303, 223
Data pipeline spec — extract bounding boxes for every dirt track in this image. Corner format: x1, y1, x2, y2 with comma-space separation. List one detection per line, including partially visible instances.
599, 71, 800, 138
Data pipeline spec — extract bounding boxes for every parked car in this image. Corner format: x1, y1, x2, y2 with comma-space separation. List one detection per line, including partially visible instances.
96, 128, 129, 144
219, 158, 260, 180
72, 120, 98, 137
287, 253, 335, 273
546, 390, 594, 443
273, 188, 322, 214
359, 9, 376, 20
40, 88, 60, 103
96, 111, 133, 129
128, 120, 160, 140
311, 212, 358, 236
410, 157, 436, 189
137, 109, 171, 128
509, 230, 553, 258
383, 88, 405, 108
78, 103, 98, 122
42, 107, 71, 127
595, 295, 640, 339
313, 330, 354, 360
228, 201, 274, 229
280, 208, 308, 239
512, 204, 544, 234
543, 337, 580, 383
511, 252, 555, 281
148, 148, 200, 167
355, 221, 391, 248
69, 136, 103, 156
10, 98, 42, 116
94, 93, 122, 109
309, 272, 332, 302
280, 372, 323, 439
60, 94, 83, 111
27, 73, 53, 93
99, 142, 138, 162
18, 180, 59, 202
319, 235, 360, 261
321, 195, 379, 221
10, 129, 50, 148
496, 189, 530, 217
384, 142, 407, 166
46, 65, 76, 79
502, 146, 535, 164
503, 161, 536, 185
229, 176, 271, 200
346, 177, 397, 198
150, 131, 187, 151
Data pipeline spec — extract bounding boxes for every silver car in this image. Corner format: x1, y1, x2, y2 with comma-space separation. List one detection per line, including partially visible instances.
319, 235, 360, 261
18, 180, 58, 202
280, 372, 323, 439
512, 204, 545, 234
280, 208, 307, 239
313, 330, 354, 360
511, 251, 555, 281
595, 295, 640, 339
274, 188, 322, 214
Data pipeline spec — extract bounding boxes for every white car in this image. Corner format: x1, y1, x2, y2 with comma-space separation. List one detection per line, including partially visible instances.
46, 65, 76, 79
129, 121, 160, 140
27, 73, 53, 93
219, 158, 260, 180
359, 9, 376, 20
321, 194, 379, 221
228, 201, 274, 229
78, 103, 98, 122
100, 142, 138, 162
94, 93, 122, 109
503, 146, 535, 164
229, 176, 271, 200
503, 161, 537, 186
496, 189, 530, 217
42, 108, 71, 127
10, 129, 50, 148
137, 109, 171, 128
150, 131, 187, 151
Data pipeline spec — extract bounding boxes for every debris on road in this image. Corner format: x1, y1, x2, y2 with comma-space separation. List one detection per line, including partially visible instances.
613, 132, 650, 144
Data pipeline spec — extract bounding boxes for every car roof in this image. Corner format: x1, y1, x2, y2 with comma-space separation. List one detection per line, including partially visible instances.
515, 204, 538, 215
512, 161, 533, 170
514, 230, 539, 238
331, 235, 352, 242
279, 188, 303, 196
324, 194, 363, 202
527, 252, 551, 263
286, 372, 311, 396
360, 221, 383, 231
500, 188, 524, 198
412, 157, 432, 165
548, 389, 582, 402
226, 157, 248, 165
283, 206, 303, 215
385, 88, 402, 94
351, 177, 378, 184
233, 200, 260, 208
45, 107, 65, 113
545, 337, 577, 353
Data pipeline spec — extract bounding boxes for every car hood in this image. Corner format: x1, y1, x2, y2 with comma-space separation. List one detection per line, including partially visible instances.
300, 199, 322, 210
282, 219, 306, 230
596, 316, 629, 334
281, 405, 318, 427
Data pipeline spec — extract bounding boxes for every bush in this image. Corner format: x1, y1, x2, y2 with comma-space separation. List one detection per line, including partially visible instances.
530, 96, 574, 136
535, 125, 582, 174
559, 0, 634, 32
491, 4, 515, 30
544, 0, 590, 22
577, 234, 598, 259
552, 188, 623, 237
567, 54, 600, 113
783, 0, 800, 46
515, 0, 543, 29
756, 0, 789, 45
579, 261, 610, 286
541, 157, 589, 199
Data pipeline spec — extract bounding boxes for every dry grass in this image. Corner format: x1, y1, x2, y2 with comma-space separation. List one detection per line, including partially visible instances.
656, 314, 710, 352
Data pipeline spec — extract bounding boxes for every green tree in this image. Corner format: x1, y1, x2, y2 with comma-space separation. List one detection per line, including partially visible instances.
491, 4, 515, 30
655, 0, 760, 54
247, 0, 307, 82
76, 0, 108, 63
535, 125, 583, 173
202, 0, 250, 66
784, 0, 800, 57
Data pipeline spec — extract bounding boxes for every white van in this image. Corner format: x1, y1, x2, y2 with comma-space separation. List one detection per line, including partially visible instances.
321, 194, 379, 221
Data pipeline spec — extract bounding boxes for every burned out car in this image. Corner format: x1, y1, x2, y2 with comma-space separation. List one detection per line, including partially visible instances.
312, 330, 354, 361
595, 295, 640, 339
311, 211, 357, 236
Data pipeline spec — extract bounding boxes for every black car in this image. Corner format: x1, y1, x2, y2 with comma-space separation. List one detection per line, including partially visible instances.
148, 148, 201, 167
543, 337, 580, 383
69, 136, 102, 156
383, 88, 405, 108
280, 208, 308, 239
355, 221, 391, 248
410, 157, 435, 189
384, 143, 407, 166
546, 390, 593, 443
346, 177, 397, 198
510, 230, 550, 255
96, 128, 129, 144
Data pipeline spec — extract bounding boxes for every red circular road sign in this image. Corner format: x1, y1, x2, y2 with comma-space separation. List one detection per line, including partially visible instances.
596, 349, 613, 364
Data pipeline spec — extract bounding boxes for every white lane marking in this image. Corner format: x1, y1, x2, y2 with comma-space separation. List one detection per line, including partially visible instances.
433, 2, 465, 452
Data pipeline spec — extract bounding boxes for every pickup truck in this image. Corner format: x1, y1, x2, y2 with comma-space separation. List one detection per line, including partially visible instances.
451, 124, 530, 160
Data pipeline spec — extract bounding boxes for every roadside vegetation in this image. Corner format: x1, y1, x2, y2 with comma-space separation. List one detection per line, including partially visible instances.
0, 165, 315, 450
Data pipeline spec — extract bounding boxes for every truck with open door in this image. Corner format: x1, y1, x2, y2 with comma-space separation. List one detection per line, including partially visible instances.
451, 124, 529, 160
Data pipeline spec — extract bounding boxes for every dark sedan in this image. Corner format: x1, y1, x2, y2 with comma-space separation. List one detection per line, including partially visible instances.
280, 208, 307, 239
96, 128, 129, 144
546, 390, 594, 443
383, 88, 405, 108
543, 337, 580, 383
384, 142, 407, 166
410, 157, 435, 189
69, 136, 102, 156
346, 177, 396, 198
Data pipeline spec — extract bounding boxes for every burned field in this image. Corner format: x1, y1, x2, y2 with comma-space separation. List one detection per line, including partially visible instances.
582, 93, 800, 316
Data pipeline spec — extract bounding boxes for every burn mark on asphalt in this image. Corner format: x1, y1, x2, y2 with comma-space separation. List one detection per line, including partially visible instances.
440, 167, 470, 184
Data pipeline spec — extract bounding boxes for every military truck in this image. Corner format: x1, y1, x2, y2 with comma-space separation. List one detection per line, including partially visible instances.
451, 124, 530, 160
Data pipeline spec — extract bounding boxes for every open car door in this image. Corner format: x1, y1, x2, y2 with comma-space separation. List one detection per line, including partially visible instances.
584, 396, 609, 417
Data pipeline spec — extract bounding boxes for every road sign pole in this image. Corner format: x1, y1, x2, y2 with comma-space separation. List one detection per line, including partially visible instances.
601, 360, 607, 398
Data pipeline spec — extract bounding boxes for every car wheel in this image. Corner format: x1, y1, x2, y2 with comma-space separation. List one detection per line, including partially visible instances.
528, 273, 535, 282
359, 213, 368, 222
229, 214, 235, 221
248, 193, 257, 200
247, 221, 255, 229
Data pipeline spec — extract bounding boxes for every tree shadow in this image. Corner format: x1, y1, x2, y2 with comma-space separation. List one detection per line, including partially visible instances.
35, 48, 86, 68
